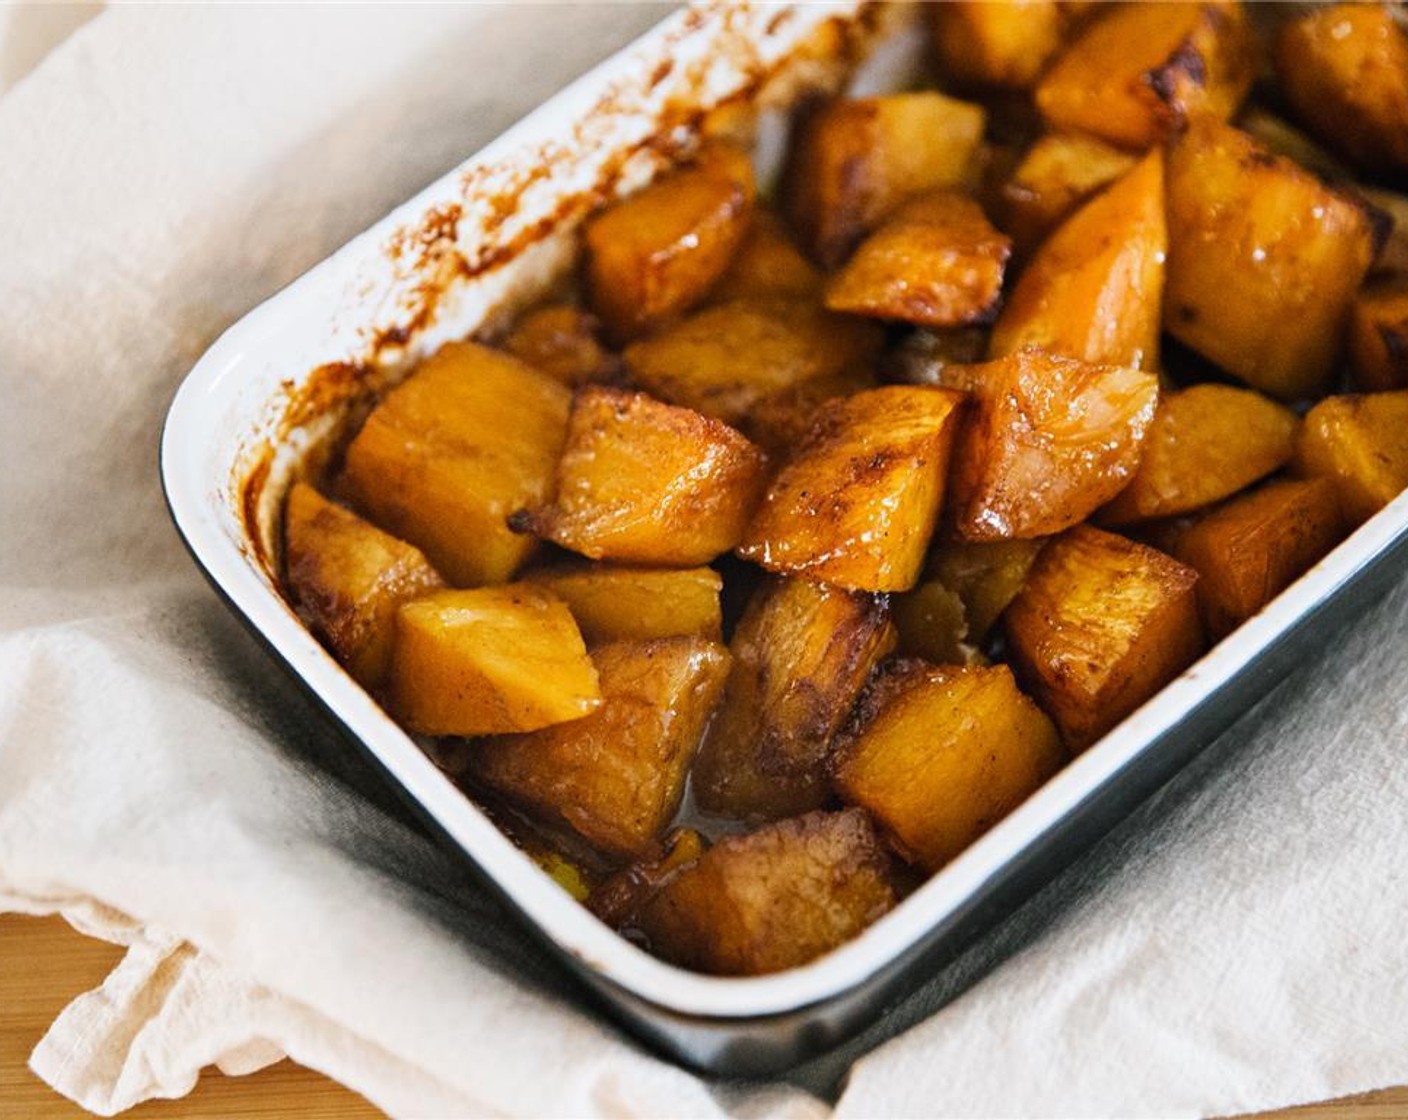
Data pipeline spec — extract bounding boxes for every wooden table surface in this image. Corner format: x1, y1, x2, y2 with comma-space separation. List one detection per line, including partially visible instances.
5, 914, 1406, 1120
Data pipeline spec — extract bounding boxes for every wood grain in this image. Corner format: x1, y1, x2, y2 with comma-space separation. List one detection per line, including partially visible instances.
4, 912, 1406, 1118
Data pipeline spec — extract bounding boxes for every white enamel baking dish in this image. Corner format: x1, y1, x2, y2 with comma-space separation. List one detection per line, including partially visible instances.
160, 0, 1408, 1075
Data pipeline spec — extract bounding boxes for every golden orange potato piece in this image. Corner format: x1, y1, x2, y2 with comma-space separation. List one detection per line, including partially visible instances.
533, 388, 768, 566
1295, 392, 1408, 527
738, 385, 965, 591
389, 585, 600, 737
742, 367, 877, 458
948, 349, 1159, 541
930, 0, 1064, 90
341, 341, 570, 587
468, 638, 730, 858
890, 582, 972, 667
706, 209, 823, 304
927, 536, 1046, 639
638, 809, 898, 976
501, 304, 617, 387
1349, 281, 1408, 392
999, 131, 1136, 255
834, 662, 1065, 871
524, 563, 722, 645
1005, 525, 1204, 750
1100, 385, 1299, 525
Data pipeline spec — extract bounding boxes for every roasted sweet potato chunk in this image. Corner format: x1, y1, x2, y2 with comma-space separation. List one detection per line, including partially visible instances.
742, 367, 876, 457
1100, 385, 1299, 525
637, 809, 898, 976
738, 385, 965, 591
1276, 3, 1408, 177
589, 827, 705, 929
1005, 525, 1204, 750
890, 582, 972, 667
501, 304, 617, 387
1164, 119, 1382, 401
1035, 1, 1254, 149
532, 388, 768, 566
834, 662, 1065, 871
989, 149, 1165, 370
622, 297, 882, 426
999, 132, 1137, 256
389, 585, 600, 737
783, 92, 986, 267
706, 209, 823, 304
824, 191, 1011, 328
947, 349, 1159, 541
930, 0, 1064, 90
927, 536, 1046, 639
341, 341, 570, 587
692, 577, 895, 818
1295, 392, 1408, 526
1349, 281, 1408, 392
524, 563, 722, 645
467, 638, 729, 858
283, 482, 445, 690
1174, 479, 1344, 640
585, 143, 755, 341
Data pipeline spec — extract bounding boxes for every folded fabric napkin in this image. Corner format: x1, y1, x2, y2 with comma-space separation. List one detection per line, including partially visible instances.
2, 5, 1407, 1118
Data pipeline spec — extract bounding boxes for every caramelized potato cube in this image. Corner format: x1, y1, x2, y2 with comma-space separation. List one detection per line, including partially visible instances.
930, 0, 1064, 90
706, 209, 823, 304
341, 341, 570, 587
533, 388, 768, 566
1035, 1, 1254, 149
927, 536, 1045, 639
585, 143, 755, 341
1164, 119, 1382, 401
1005, 525, 1204, 750
389, 585, 600, 737
589, 827, 706, 930
1349, 281, 1408, 392
742, 367, 876, 457
1174, 479, 1344, 640
990, 149, 1165, 369
948, 349, 1159, 541
637, 809, 898, 975
1295, 392, 1408, 526
692, 577, 896, 817
1276, 3, 1408, 176
1100, 385, 1299, 524
524, 563, 722, 645
283, 483, 445, 690
501, 304, 617, 387
738, 386, 965, 591
890, 582, 971, 667
824, 191, 1012, 328
783, 92, 986, 268
834, 662, 1065, 870
468, 638, 730, 858
999, 132, 1136, 255
622, 297, 882, 426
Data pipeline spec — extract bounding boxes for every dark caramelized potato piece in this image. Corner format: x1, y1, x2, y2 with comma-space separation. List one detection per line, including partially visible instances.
589, 827, 705, 930
742, 367, 876, 457
738, 386, 965, 591
1005, 526, 1204, 750
1174, 479, 1344, 640
1295, 392, 1408, 526
1276, 3, 1408, 176
585, 143, 755, 341
1035, 1, 1254, 149
999, 132, 1136, 255
706, 209, 823, 304
468, 638, 730, 858
948, 350, 1159, 541
783, 92, 986, 268
637, 809, 898, 976
1349, 281, 1408, 392
501, 305, 617, 387
283, 482, 445, 690
524, 563, 722, 644
341, 341, 570, 587
533, 388, 768, 566
834, 662, 1065, 871
927, 536, 1046, 639
622, 297, 883, 426
1164, 119, 1382, 401
692, 577, 896, 817
930, 0, 1063, 90
824, 191, 1011, 328
1100, 385, 1299, 525
990, 149, 1165, 370
389, 585, 600, 737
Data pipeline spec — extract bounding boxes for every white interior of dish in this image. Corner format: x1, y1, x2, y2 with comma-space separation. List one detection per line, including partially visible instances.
161, 0, 1408, 1021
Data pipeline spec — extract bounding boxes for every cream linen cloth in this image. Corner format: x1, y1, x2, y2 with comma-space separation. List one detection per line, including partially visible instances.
3, 5, 1408, 1118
